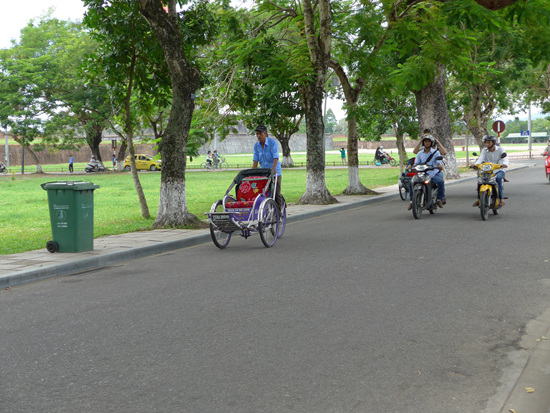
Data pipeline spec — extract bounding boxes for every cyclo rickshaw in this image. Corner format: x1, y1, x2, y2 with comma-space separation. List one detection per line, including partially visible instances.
206, 168, 286, 248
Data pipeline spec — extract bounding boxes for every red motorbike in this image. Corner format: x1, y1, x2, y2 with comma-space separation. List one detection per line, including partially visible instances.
543, 151, 550, 183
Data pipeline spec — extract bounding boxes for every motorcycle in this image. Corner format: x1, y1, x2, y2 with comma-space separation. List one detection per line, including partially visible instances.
85, 163, 105, 173
373, 154, 397, 166
0, 162, 6, 174
470, 152, 507, 221
410, 156, 443, 219
543, 151, 550, 183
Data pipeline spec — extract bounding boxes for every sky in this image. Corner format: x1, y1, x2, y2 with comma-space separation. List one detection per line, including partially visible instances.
0, 0, 87, 49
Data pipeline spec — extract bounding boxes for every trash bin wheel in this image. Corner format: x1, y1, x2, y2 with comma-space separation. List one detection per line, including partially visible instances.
46, 241, 59, 253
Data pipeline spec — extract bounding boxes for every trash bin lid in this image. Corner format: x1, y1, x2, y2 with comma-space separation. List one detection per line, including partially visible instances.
41, 181, 99, 191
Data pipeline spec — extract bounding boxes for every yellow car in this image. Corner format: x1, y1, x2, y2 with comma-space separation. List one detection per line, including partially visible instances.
123, 154, 162, 171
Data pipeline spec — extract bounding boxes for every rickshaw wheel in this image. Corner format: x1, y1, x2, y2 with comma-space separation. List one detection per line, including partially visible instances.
210, 200, 232, 249
259, 199, 279, 248
277, 196, 287, 238
210, 223, 231, 249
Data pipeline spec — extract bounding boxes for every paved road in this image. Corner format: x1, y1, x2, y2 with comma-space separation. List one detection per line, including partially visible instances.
1, 166, 549, 413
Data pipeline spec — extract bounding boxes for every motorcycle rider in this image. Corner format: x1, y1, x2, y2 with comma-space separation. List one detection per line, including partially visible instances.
412, 128, 448, 156
89, 155, 99, 171
375, 146, 389, 163
542, 138, 550, 156
470, 135, 508, 207
407, 134, 446, 210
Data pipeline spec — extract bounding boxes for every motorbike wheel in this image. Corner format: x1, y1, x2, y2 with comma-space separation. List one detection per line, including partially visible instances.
412, 190, 423, 219
389, 158, 397, 167
398, 180, 407, 201
480, 191, 490, 221
491, 192, 499, 215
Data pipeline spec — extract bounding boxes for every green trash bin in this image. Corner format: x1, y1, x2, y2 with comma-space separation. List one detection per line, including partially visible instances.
41, 181, 99, 253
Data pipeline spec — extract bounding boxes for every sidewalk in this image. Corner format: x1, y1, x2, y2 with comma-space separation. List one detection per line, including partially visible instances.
1, 164, 533, 290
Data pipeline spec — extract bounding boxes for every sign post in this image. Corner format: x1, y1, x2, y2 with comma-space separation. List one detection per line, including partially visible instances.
492, 120, 506, 144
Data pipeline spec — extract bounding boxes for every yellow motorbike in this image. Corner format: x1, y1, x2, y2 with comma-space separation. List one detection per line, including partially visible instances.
471, 153, 507, 221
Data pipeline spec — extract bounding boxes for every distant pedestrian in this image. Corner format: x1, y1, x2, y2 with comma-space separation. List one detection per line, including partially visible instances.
112, 153, 116, 170
69, 154, 74, 173
340, 148, 347, 165
212, 150, 221, 169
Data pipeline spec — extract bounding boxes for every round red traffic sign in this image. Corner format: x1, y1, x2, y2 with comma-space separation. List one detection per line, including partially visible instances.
492, 120, 505, 133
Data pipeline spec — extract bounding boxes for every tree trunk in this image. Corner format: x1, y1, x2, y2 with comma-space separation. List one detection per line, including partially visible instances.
395, 129, 409, 173
14, 138, 42, 173
467, 123, 488, 151
275, 133, 294, 167
344, 115, 375, 195
117, 139, 127, 171
297, 0, 337, 205
298, 81, 337, 204
329, 60, 372, 195
139, 0, 205, 228
414, 64, 459, 179
463, 84, 496, 150
125, 48, 150, 219
85, 121, 104, 165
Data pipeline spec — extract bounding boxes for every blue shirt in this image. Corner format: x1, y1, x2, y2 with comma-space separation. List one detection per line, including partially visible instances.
414, 148, 441, 178
253, 137, 282, 176
69, 156, 73, 164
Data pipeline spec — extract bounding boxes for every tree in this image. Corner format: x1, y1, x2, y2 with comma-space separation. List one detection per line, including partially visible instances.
0, 14, 110, 173
296, 0, 337, 204
324, 109, 337, 134
329, 0, 401, 194
390, 0, 550, 179
138, 0, 217, 227
84, 0, 170, 219
208, 11, 305, 168
356, 73, 419, 171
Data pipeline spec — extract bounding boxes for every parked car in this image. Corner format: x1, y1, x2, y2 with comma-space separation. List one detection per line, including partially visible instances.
123, 154, 162, 171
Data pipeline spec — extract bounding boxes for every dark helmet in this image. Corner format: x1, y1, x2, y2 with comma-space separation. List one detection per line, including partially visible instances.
422, 134, 435, 145
483, 135, 497, 143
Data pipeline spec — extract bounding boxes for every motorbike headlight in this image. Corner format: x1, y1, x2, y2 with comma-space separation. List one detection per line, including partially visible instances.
481, 164, 492, 172
415, 165, 428, 172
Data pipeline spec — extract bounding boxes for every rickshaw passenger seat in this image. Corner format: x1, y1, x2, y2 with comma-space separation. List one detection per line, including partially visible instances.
226, 176, 270, 208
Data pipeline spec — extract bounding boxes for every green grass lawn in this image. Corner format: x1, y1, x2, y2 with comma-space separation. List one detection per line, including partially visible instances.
0, 168, 401, 255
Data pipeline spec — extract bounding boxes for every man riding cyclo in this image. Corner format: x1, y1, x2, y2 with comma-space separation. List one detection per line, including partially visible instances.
407, 134, 446, 210
470, 135, 508, 207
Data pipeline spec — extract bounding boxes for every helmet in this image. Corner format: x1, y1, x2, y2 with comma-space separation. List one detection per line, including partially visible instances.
483, 135, 496, 143
422, 134, 435, 144
379, 146, 383, 150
